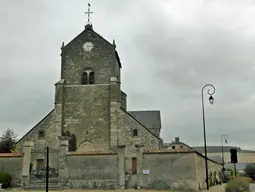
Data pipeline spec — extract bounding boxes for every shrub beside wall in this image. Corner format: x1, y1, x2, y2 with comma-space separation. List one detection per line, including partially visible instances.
225, 177, 250, 192
0, 172, 12, 188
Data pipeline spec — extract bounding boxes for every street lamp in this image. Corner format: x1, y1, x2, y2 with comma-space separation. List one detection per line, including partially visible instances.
221, 134, 228, 169
201, 84, 216, 190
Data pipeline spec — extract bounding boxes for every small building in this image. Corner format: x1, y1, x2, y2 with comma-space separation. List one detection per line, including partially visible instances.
164, 137, 192, 150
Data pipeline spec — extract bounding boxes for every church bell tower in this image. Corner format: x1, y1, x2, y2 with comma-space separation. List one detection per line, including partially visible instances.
54, 3, 122, 152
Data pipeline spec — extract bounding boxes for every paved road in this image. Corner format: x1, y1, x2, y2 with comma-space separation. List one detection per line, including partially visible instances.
250, 183, 255, 191
203, 183, 255, 192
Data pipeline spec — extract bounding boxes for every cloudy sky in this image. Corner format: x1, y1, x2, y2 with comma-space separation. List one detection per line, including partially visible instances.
1, 0, 255, 150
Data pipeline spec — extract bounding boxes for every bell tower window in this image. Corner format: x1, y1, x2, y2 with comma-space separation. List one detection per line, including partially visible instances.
81, 69, 95, 85
81, 72, 88, 85
89, 72, 95, 84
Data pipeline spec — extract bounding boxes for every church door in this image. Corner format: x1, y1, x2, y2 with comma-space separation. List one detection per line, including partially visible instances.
36, 159, 44, 170
132, 157, 137, 174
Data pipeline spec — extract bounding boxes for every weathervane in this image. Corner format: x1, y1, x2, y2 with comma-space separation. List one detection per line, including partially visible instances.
85, 3, 93, 25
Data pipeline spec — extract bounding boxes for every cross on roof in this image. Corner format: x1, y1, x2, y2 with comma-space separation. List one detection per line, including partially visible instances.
85, 3, 93, 25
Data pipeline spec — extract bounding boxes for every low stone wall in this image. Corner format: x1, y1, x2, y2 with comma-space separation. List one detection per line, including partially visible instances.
66, 152, 119, 189
195, 153, 222, 190
0, 153, 24, 186
142, 151, 198, 191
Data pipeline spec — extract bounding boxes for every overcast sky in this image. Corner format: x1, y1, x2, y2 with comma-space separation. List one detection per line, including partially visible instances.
1, 0, 255, 150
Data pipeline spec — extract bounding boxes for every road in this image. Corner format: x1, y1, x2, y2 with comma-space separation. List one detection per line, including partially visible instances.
250, 183, 255, 191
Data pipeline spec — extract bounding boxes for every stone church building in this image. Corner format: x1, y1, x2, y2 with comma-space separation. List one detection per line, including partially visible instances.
16, 22, 162, 173
8, 20, 222, 191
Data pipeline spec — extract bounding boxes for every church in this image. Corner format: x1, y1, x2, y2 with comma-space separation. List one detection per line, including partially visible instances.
10, 7, 222, 190
16, 9, 162, 178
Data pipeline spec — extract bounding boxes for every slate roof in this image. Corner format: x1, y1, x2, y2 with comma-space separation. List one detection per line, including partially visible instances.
128, 110, 161, 130
192, 146, 242, 153
207, 156, 223, 164
123, 109, 160, 140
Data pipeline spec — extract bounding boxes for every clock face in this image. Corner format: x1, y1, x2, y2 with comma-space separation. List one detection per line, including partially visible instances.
83, 42, 94, 52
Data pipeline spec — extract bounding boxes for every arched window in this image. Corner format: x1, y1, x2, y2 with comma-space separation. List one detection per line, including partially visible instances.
81, 72, 88, 85
89, 72, 95, 84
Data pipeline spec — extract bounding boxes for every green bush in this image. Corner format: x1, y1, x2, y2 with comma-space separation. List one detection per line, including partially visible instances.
225, 177, 250, 192
0, 172, 12, 188
245, 163, 255, 178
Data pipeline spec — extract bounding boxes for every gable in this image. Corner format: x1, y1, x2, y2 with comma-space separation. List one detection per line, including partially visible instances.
16, 109, 55, 149
62, 25, 114, 53
60, 24, 121, 85
121, 109, 160, 140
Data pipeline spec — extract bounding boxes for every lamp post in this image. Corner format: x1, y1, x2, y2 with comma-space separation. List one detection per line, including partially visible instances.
221, 134, 228, 169
201, 84, 215, 190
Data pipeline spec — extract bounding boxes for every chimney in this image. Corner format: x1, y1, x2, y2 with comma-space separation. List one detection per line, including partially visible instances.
175, 137, 180, 143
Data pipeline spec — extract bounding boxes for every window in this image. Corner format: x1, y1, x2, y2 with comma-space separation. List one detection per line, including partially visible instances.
180, 145, 183, 149
172, 146, 175, 149
38, 130, 44, 138
132, 129, 138, 136
81, 69, 95, 85
81, 72, 88, 85
63, 131, 71, 136
89, 72, 95, 84
69, 134, 77, 152
85, 131, 88, 135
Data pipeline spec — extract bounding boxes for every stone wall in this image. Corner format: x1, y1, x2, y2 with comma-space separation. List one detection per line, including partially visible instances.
142, 151, 198, 190
195, 152, 223, 190
61, 25, 119, 86
63, 84, 111, 151
119, 109, 160, 155
0, 153, 23, 186
139, 149, 222, 191
15, 110, 58, 151
66, 152, 119, 188
15, 109, 61, 171
119, 109, 160, 173
30, 149, 59, 170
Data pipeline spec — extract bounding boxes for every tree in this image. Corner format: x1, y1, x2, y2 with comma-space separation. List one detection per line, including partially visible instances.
244, 163, 255, 177
0, 128, 17, 153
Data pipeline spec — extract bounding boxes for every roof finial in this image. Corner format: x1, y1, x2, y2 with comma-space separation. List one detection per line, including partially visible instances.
113, 39, 116, 49
85, 3, 93, 25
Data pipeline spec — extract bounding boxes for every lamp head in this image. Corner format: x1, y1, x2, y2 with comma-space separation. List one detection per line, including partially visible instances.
209, 95, 214, 105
